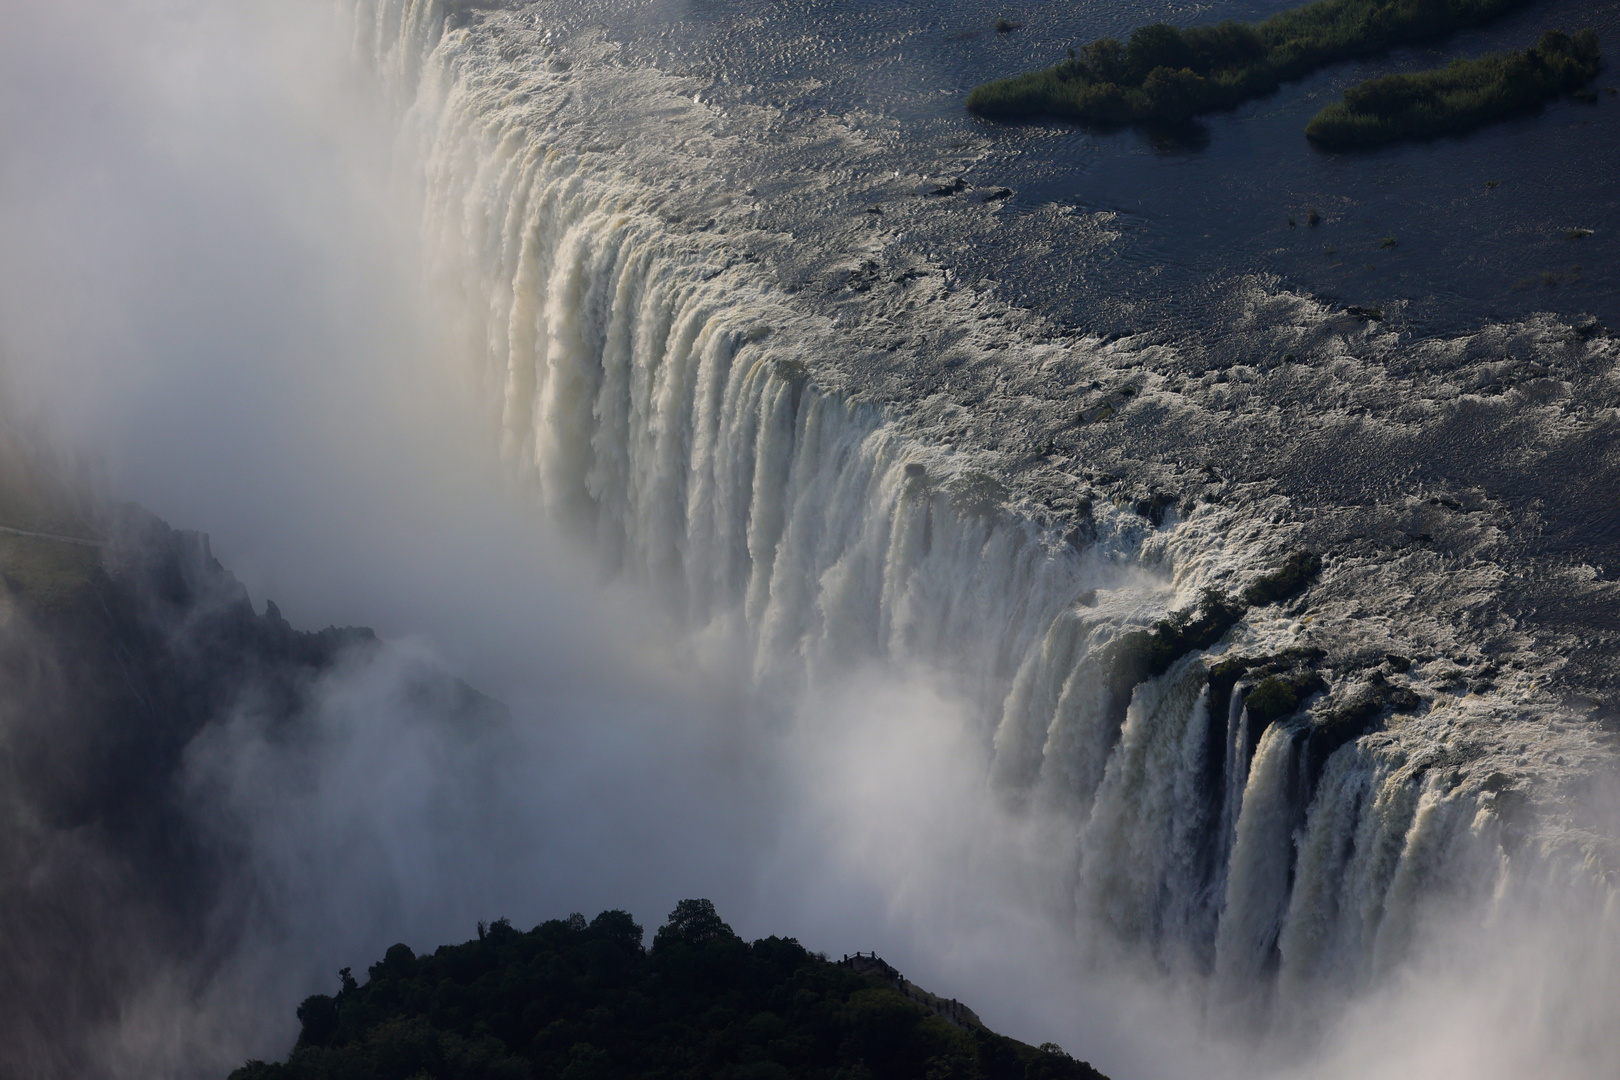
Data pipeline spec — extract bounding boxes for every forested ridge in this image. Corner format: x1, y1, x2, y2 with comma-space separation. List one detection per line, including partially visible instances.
230, 900, 1109, 1080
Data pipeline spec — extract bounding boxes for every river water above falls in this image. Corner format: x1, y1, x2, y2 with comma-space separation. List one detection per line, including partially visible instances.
500, 0, 1620, 338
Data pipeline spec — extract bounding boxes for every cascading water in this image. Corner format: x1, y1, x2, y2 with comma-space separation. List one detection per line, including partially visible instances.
344, 0, 1618, 1031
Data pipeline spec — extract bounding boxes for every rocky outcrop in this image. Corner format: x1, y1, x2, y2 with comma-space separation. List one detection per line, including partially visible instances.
0, 493, 498, 1078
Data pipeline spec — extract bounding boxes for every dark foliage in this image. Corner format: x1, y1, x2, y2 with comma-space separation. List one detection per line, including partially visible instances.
966, 0, 1528, 124
1306, 28, 1603, 147
228, 901, 1109, 1080
1315, 672, 1423, 735
1208, 649, 1327, 718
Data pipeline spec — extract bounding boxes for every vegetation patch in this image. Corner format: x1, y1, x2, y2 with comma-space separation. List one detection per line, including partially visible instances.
1209, 649, 1326, 711
1135, 552, 1325, 688
230, 901, 1109, 1080
966, 0, 1529, 124
0, 534, 101, 612
1244, 675, 1303, 725
1304, 671, 1423, 774
1306, 29, 1602, 148
1133, 552, 1327, 680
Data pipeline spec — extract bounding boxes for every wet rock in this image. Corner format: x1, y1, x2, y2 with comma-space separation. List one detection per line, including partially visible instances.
1207, 648, 1328, 723
1135, 492, 1178, 525
1242, 550, 1322, 606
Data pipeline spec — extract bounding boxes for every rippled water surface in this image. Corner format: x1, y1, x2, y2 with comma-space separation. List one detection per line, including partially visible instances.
540, 0, 1620, 339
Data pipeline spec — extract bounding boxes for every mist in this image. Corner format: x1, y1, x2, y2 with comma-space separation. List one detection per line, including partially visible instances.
0, 1, 1617, 1079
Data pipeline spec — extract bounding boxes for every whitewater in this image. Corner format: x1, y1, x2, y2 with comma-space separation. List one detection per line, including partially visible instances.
340, 0, 1620, 1052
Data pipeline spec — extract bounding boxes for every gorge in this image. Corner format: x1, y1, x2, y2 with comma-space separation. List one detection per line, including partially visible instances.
0, 0, 1616, 1076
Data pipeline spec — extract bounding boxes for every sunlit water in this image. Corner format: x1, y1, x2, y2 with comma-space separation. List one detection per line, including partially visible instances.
560, 0, 1620, 338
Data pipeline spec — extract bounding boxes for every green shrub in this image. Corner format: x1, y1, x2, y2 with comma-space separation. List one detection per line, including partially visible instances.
1306, 28, 1602, 148
966, 0, 1532, 123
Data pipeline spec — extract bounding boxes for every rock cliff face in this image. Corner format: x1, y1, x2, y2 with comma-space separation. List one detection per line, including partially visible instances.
0, 449, 495, 1078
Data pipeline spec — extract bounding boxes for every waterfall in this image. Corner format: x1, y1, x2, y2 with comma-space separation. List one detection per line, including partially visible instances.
1072, 657, 1219, 964
1215, 721, 1307, 990
341, 0, 1596, 1021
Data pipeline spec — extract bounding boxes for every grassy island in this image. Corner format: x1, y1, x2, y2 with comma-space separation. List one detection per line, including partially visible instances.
965, 0, 1528, 124
1306, 29, 1602, 147
230, 900, 1110, 1080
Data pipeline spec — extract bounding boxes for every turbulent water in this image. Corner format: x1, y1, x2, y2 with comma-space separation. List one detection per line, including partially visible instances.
351, 0, 1617, 1046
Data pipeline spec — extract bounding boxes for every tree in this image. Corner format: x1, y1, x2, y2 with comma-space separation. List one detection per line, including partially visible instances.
1126, 24, 1195, 82
653, 898, 737, 950
293, 995, 338, 1049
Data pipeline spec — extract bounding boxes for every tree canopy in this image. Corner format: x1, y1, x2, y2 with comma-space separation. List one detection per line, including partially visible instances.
228, 901, 1109, 1080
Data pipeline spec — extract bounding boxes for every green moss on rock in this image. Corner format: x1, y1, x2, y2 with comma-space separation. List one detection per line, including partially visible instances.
1244, 675, 1301, 724
1140, 587, 1246, 677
